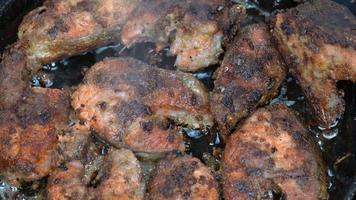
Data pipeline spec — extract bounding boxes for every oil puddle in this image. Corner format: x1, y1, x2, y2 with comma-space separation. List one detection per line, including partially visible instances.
31, 42, 177, 89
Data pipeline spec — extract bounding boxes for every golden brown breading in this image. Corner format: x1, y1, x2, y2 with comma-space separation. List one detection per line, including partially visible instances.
211, 23, 286, 134
47, 149, 144, 200
90, 149, 145, 200
0, 0, 141, 183
18, 0, 141, 65
72, 57, 212, 158
272, 0, 356, 127
0, 87, 69, 185
222, 104, 328, 200
46, 161, 88, 200
0, 43, 29, 110
147, 155, 219, 200
57, 122, 91, 162
121, 0, 243, 71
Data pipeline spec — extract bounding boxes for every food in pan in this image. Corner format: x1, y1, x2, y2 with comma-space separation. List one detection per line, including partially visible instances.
17, 0, 243, 72
211, 23, 286, 135
121, 0, 245, 71
47, 148, 144, 200
273, 0, 356, 127
222, 104, 328, 200
18, 0, 141, 64
146, 154, 219, 200
0, 0, 354, 199
0, 85, 69, 185
71, 57, 212, 159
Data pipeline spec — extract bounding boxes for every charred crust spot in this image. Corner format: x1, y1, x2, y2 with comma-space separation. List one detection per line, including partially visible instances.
263, 185, 286, 200
75, 1, 97, 12
271, 147, 277, 153
39, 111, 51, 124
53, 178, 61, 185
140, 121, 153, 133
180, 91, 188, 99
9, 127, 16, 134
160, 161, 196, 198
245, 167, 262, 177
15, 162, 34, 172
47, 28, 57, 39
158, 119, 171, 130
115, 101, 152, 124
47, 19, 69, 39
190, 94, 198, 106
182, 191, 191, 199
247, 40, 254, 50
189, 6, 198, 16
281, 20, 294, 36
207, 10, 216, 20
291, 131, 305, 147
233, 180, 256, 197
97, 102, 107, 111
221, 95, 234, 112
188, 177, 197, 185
248, 90, 262, 103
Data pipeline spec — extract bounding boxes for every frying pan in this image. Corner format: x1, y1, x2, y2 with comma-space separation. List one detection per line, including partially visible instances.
0, 0, 355, 199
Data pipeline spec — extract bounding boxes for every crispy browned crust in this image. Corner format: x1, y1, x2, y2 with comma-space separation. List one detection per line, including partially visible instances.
46, 161, 88, 200
222, 104, 328, 200
47, 149, 144, 200
72, 57, 212, 157
0, 0, 141, 183
211, 23, 286, 135
57, 122, 91, 162
0, 43, 29, 110
91, 149, 145, 200
0, 87, 69, 185
121, 0, 245, 71
18, 0, 141, 64
272, 0, 356, 127
147, 155, 219, 200
0, 44, 71, 184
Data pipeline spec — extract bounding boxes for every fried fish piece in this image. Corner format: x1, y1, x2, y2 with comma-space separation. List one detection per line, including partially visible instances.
272, 0, 356, 127
0, 43, 29, 110
72, 57, 212, 157
121, 0, 244, 71
90, 148, 145, 200
147, 154, 219, 200
46, 161, 88, 200
47, 148, 144, 200
0, 0, 141, 184
18, 0, 141, 65
222, 104, 328, 200
0, 87, 69, 185
57, 122, 92, 162
211, 23, 286, 134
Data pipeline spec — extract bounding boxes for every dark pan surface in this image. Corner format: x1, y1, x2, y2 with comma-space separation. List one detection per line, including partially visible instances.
0, 0, 355, 199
